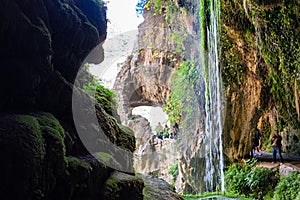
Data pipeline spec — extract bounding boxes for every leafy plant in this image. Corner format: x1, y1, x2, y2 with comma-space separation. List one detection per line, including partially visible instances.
225, 159, 277, 199
164, 60, 199, 127
168, 162, 179, 183
273, 172, 300, 200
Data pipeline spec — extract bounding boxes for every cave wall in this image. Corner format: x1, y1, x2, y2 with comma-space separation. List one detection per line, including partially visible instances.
0, 0, 144, 199
222, 0, 300, 160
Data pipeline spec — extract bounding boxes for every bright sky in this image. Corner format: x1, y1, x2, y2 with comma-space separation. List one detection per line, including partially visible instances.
105, 0, 144, 36
89, 0, 143, 88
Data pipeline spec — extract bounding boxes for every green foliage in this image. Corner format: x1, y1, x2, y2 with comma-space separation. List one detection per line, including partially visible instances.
164, 93, 181, 125
273, 172, 300, 200
145, 0, 178, 23
117, 124, 136, 152
259, 1, 300, 127
171, 32, 185, 54
183, 191, 252, 200
164, 60, 199, 126
251, 1, 300, 128
221, 0, 300, 128
96, 152, 113, 164
83, 79, 117, 116
168, 162, 179, 183
221, 45, 244, 86
105, 176, 120, 193
221, 0, 255, 32
225, 160, 277, 199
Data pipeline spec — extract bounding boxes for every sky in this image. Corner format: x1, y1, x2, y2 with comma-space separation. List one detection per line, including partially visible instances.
105, 0, 144, 37
89, 0, 143, 88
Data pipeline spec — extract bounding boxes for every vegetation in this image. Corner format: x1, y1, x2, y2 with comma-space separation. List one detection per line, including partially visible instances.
273, 172, 300, 200
83, 74, 117, 116
168, 162, 179, 184
221, 0, 300, 129
66, 156, 91, 172
183, 192, 252, 200
256, 1, 300, 129
225, 159, 300, 200
164, 60, 199, 127
225, 159, 277, 199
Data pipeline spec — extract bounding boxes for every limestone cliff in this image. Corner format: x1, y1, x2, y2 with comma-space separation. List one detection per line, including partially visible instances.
114, 0, 300, 194
222, 0, 300, 160
114, 0, 208, 193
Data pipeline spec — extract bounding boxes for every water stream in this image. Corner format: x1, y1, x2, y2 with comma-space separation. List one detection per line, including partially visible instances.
199, 0, 225, 192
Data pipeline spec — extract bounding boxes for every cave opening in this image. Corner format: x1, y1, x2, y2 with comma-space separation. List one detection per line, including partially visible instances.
131, 105, 169, 133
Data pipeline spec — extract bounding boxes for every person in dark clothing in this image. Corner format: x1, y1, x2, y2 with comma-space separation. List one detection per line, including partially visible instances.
251, 128, 262, 158
271, 130, 284, 164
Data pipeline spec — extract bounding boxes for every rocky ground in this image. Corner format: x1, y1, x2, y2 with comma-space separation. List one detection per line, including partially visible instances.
252, 151, 300, 175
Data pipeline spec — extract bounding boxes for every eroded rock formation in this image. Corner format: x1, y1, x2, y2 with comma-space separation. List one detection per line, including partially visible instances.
0, 0, 144, 199
114, 0, 300, 194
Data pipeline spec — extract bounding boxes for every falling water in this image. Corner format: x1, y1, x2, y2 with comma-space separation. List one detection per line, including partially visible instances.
199, 0, 225, 192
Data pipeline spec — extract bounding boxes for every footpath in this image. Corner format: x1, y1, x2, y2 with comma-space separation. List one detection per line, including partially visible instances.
254, 151, 300, 175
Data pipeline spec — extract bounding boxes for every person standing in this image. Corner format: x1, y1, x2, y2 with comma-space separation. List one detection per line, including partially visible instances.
155, 122, 163, 140
251, 127, 262, 158
271, 130, 284, 164
163, 124, 170, 139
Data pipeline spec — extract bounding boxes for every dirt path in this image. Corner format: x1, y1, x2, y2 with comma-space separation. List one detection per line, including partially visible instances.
254, 151, 300, 174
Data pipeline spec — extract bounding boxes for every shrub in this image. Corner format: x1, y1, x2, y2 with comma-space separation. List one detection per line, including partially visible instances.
225, 159, 277, 199
273, 172, 300, 200
168, 162, 179, 183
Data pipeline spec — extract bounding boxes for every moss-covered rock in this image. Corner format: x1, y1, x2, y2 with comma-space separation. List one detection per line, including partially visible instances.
0, 113, 66, 199
49, 155, 114, 200
221, 0, 300, 160
140, 174, 183, 200
103, 172, 144, 200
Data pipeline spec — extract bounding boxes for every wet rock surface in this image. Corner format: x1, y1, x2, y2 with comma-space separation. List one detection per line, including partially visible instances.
139, 174, 183, 200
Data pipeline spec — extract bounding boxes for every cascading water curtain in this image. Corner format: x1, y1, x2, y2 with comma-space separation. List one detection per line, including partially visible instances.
199, 0, 225, 192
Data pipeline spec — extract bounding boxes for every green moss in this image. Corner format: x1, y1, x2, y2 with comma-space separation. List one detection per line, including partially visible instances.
97, 152, 113, 163
15, 115, 41, 133
41, 126, 66, 165
0, 113, 68, 198
221, 0, 300, 129
164, 60, 199, 128
83, 69, 117, 116
36, 112, 65, 138
117, 125, 136, 152
15, 115, 46, 159
105, 177, 120, 193
65, 156, 91, 172
95, 151, 122, 169
256, 1, 300, 128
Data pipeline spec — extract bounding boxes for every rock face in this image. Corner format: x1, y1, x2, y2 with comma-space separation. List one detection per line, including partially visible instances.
222, 0, 300, 160
113, 7, 186, 124
114, 0, 214, 194
0, 0, 144, 199
0, 0, 106, 114
140, 174, 183, 200
114, 0, 300, 195
128, 116, 179, 188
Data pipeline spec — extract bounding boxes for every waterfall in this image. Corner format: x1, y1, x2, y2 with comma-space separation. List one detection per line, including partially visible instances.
199, 0, 225, 192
